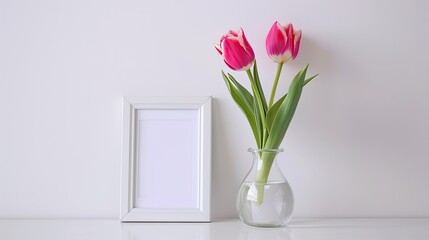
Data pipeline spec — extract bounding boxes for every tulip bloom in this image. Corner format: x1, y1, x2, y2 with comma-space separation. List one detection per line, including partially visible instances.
266, 22, 301, 63
215, 28, 255, 71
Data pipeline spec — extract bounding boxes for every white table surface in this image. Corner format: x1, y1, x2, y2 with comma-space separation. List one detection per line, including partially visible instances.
0, 218, 428, 240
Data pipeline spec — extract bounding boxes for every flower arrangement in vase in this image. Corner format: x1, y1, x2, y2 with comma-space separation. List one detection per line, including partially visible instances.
215, 21, 318, 227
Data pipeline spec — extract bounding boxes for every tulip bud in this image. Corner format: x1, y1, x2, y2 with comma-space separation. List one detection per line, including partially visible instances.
215, 28, 255, 71
266, 21, 301, 63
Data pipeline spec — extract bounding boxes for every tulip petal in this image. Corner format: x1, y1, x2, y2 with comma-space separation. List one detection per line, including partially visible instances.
222, 38, 244, 69
238, 28, 254, 56
224, 59, 239, 70
227, 30, 238, 37
266, 22, 288, 57
292, 29, 302, 59
214, 43, 223, 55
223, 37, 253, 70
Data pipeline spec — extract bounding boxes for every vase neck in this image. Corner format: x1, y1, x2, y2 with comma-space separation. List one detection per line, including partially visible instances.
247, 148, 286, 182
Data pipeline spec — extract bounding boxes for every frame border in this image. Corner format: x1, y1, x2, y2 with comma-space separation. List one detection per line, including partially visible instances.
120, 96, 211, 222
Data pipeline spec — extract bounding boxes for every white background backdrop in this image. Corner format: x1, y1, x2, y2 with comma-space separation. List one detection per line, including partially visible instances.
1, 0, 428, 219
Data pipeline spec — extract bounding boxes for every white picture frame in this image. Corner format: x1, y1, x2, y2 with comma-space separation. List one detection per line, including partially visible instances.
120, 96, 212, 222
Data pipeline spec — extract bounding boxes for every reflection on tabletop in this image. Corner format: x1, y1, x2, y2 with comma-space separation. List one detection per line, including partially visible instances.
0, 219, 429, 240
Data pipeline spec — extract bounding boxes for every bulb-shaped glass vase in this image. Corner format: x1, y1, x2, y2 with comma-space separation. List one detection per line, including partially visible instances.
236, 148, 294, 227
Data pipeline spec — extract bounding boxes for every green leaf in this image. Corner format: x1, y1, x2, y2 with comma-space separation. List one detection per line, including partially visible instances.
227, 73, 253, 108
252, 95, 263, 148
253, 61, 268, 112
304, 74, 318, 86
222, 71, 261, 148
266, 94, 287, 133
266, 73, 318, 133
246, 64, 268, 148
265, 65, 309, 149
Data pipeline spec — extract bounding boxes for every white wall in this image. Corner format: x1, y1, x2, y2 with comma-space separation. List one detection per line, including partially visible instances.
1, 0, 428, 219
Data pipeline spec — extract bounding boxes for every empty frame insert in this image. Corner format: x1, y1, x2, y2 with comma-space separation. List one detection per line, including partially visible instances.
121, 97, 211, 222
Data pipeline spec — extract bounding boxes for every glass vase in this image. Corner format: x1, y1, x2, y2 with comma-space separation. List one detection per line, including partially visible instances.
236, 148, 294, 227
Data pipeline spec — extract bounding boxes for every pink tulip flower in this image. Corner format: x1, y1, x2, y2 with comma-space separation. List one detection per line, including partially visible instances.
215, 28, 255, 71
266, 21, 302, 63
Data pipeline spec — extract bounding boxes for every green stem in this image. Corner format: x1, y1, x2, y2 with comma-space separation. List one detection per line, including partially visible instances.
246, 69, 268, 143
268, 63, 284, 108
254, 151, 276, 204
